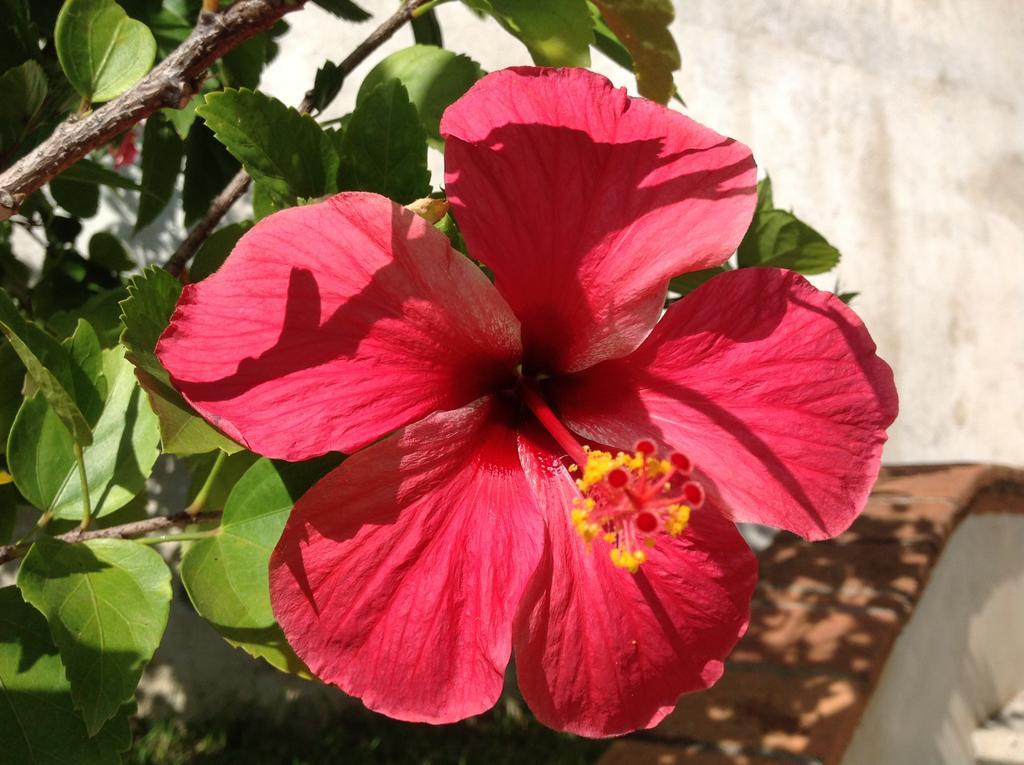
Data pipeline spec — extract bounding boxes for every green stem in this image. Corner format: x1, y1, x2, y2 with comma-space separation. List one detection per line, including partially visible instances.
13, 511, 52, 546
137, 529, 219, 546
186, 450, 227, 517
73, 443, 92, 531
411, 0, 448, 17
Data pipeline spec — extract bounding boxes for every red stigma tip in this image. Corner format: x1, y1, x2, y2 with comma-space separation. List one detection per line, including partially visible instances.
683, 481, 704, 507
635, 439, 655, 456
669, 452, 692, 473
607, 468, 629, 488
636, 512, 658, 532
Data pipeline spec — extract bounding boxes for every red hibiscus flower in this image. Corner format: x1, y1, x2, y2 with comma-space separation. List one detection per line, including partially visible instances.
156, 67, 897, 737
110, 129, 138, 169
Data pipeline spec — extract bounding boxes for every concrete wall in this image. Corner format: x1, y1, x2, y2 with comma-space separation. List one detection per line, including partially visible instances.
260, 0, 1024, 466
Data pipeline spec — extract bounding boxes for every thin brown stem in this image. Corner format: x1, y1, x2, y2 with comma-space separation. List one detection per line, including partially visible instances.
164, 0, 431, 278
0, 511, 223, 565
0, 0, 303, 222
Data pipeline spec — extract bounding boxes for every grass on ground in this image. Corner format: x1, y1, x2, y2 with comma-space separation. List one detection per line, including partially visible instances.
128, 698, 610, 765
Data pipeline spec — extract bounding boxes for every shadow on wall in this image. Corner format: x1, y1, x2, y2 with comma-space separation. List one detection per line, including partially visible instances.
605, 476, 1024, 765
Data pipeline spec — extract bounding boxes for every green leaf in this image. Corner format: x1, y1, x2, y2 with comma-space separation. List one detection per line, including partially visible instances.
182, 121, 240, 226
62, 319, 106, 424
17, 537, 171, 735
339, 80, 430, 203
251, 179, 287, 221
87, 232, 134, 272
190, 222, 250, 282
0, 586, 131, 765
55, 0, 157, 103
466, 0, 593, 67
58, 157, 142, 191
49, 174, 100, 218
0, 59, 48, 152
7, 345, 160, 519
118, 266, 181, 373
0, 483, 17, 543
197, 88, 339, 202
668, 265, 729, 298
310, 60, 344, 114
184, 449, 260, 513
46, 288, 129, 348
219, 32, 268, 90
136, 112, 183, 232
119, 268, 242, 455
0, 341, 21, 454
0, 290, 94, 447
591, 0, 680, 104
134, 366, 241, 455
0, 0, 37, 74
358, 45, 483, 147
411, 8, 443, 46
181, 457, 338, 675
161, 94, 201, 140
311, 0, 371, 20
736, 178, 841, 274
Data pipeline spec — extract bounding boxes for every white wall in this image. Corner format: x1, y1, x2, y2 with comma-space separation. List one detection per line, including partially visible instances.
839, 513, 1024, 764
260, 0, 1023, 467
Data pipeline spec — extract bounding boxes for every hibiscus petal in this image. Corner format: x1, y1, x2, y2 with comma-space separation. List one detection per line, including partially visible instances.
513, 430, 756, 737
269, 396, 544, 723
442, 67, 756, 374
550, 268, 899, 540
156, 193, 521, 460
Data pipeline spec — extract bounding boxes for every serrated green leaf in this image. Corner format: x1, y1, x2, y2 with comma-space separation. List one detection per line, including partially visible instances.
118, 266, 180, 372
7, 345, 160, 519
358, 45, 483, 147
0, 586, 131, 765
312, 0, 371, 20
466, 0, 593, 67
198, 88, 340, 202
339, 80, 430, 203
310, 60, 344, 114
17, 538, 171, 735
736, 178, 841, 274
119, 268, 242, 455
136, 112, 183, 232
190, 222, 250, 282
0, 291, 94, 446
55, 0, 157, 103
87, 232, 134, 272
591, 0, 680, 103
0, 59, 48, 153
180, 457, 338, 676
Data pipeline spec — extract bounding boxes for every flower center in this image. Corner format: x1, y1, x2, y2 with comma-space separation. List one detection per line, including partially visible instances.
569, 440, 705, 573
